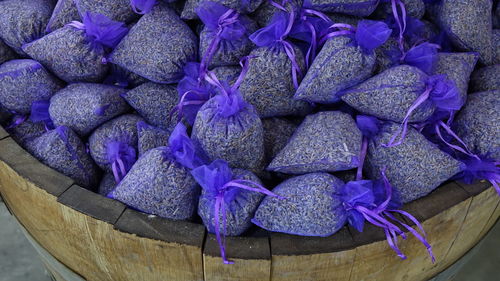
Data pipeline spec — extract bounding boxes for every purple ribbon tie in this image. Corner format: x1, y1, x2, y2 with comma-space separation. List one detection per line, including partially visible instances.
214, 179, 283, 264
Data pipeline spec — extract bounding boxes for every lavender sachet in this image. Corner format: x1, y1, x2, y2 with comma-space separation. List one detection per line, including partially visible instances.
23, 12, 129, 83
109, 123, 203, 219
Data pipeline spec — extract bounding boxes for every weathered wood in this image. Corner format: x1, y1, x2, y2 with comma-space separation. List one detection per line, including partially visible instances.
0, 137, 73, 196
1, 130, 499, 281
444, 183, 498, 267
0, 126, 8, 140
58, 185, 125, 225
270, 228, 356, 281
203, 234, 271, 281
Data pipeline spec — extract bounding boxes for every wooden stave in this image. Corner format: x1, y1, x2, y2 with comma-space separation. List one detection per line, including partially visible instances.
0, 126, 498, 281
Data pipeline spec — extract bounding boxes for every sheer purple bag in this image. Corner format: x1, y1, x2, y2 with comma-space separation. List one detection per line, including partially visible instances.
137, 121, 171, 157
23, 12, 128, 83
181, 0, 264, 20
46, 0, 81, 33
174, 62, 241, 126
341, 65, 463, 146
110, 3, 198, 84
305, 0, 380, 16
74, 0, 137, 23
109, 122, 203, 218
239, 12, 312, 117
0, 59, 63, 115
0, 0, 55, 55
49, 83, 130, 136
295, 20, 391, 104
6, 118, 47, 154
88, 114, 144, 183
253, 169, 434, 261
427, 0, 493, 65
197, 1, 258, 69
192, 159, 280, 264
268, 111, 362, 174
98, 173, 116, 196
31, 126, 100, 189
191, 68, 265, 173
364, 120, 463, 203
122, 82, 179, 130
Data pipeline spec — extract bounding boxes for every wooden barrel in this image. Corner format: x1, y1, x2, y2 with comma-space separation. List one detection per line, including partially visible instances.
0, 126, 498, 281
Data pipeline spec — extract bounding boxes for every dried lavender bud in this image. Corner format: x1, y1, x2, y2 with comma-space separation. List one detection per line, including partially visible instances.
192, 96, 265, 172
469, 65, 500, 92
22, 26, 110, 83
253, 173, 346, 236
137, 121, 171, 157
122, 82, 179, 130
8, 119, 46, 153
453, 90, 500, 160
306, 0, 379, 16
98, 173, 116, 196
295, 36, 377, 104
110, 3, 198, 84
268, 111, 362, 174
46, 0, 81, 33
433, 52, 478, 106
31, 126, 100, 188
50, 83, 130, 136
0, 39, 17, 65
365, 122, 463, 203
0, 0, 55, 55
110, 147, 200, 220
239, 46, 312, 118
181, 0, 264, 20
88, 114, 144, 172
74, 0, 137, 23
0, 59, 63, 114
252, 0, 302, 28
376, 0, 425, 19
262, 118, 298, 163
428, 0, 493, 65
198, 168, 264, 236
341, 65, 435, 123
494, 29, 500, 65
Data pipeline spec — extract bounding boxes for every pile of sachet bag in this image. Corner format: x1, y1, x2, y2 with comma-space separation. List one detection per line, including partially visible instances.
0, 0, 498, 264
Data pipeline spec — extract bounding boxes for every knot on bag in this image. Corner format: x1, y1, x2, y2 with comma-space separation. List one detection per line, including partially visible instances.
384, 74, 461, 147
68, 12, 129, 54
30, 100, 54, 131
191, 159, 283, 264
167, 122, 203, 170
106, 140, 136, 183
340, 169, 435, 262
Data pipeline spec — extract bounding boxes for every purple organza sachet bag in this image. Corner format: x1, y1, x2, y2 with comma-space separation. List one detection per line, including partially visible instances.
197, 1, 258, 68
268, 111, 362, 174
46, 0, 81, 33
110, 3, 198, 84
88, 114, 144, 183
181, 0, 264, 20
23, 12, 128, 83
295, 20, 392, 104
47, 83, 130, 136
239, 11, 312, 118
31, 126, 100, 189
137, 121, 171, 157
0, 59, 63, 115
122, 82, 179, 130
191, 69, 265, 173
192, 159, 280, 264
0, 0, 55, 56
0, 39, 17, 65
109, 123, 203, 219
